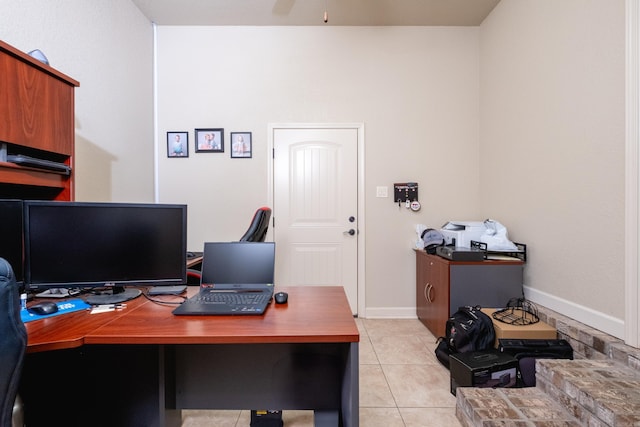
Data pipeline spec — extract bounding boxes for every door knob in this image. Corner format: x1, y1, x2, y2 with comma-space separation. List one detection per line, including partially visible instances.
343, 229, 356, 236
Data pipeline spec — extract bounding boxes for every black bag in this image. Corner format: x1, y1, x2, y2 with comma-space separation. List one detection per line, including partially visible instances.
498, 338, 573, 387
435, 306, 495, 369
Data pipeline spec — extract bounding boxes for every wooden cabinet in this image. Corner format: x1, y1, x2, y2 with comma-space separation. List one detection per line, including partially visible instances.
416, 251, 449, 335
0, 40, 79, 200
415, 250, 524, 336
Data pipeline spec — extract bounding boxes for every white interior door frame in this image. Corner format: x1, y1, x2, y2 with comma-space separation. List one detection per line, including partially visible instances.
268, 123, 366, 317
625, 0, 640, 348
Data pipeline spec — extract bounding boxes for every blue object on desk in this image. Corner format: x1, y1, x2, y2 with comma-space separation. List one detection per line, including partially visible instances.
21, 299, 90, 323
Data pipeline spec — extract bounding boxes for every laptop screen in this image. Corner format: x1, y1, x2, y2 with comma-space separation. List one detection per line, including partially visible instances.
201, 242, 275, 285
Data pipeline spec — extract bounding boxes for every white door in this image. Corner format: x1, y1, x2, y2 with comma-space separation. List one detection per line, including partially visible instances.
272, 127, 359, 314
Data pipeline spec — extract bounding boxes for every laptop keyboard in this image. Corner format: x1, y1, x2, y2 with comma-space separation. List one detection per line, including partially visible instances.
191, 292, 271, 306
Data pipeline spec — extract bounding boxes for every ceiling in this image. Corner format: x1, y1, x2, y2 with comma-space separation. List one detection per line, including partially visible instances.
131, 0, 501, 27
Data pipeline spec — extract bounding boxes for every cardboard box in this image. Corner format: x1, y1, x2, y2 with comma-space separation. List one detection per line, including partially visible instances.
449, 350, 518, 396
481, 308, 557, 347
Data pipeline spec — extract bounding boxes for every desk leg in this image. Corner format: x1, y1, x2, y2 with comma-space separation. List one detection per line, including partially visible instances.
314, 410, 339, 427
316, 342, 359, 427
160, 345, 181, 427
341, 342, 359, 427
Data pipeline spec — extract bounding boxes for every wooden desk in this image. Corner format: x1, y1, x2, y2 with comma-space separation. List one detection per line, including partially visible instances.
21, 286, 359, 427
185, 255, 203, 269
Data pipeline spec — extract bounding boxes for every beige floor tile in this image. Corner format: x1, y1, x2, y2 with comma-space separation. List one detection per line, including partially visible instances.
182, 409, 240, 427
359, 334, 380, 364
399, 407, 462, 427
236, 410, 250, 426
359, 407, 406, 427
362, 318, 433, 338
370, 334, 436, 365
360, 364, 397, 407
417, 331, 440, 350
382, 364, 456, 408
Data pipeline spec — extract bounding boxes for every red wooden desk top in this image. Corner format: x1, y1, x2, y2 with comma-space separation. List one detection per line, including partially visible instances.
26, 286, 359, 352
25, 294, 148, 353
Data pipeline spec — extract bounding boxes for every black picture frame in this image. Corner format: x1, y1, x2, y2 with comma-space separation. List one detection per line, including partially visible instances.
230, 132, 252, 158
195, 128, 224, 153
167, 131, 189, 158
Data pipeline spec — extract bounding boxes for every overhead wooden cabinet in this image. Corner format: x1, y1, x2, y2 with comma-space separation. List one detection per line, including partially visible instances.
0, 40, 79, 200
415, 250, 524, 336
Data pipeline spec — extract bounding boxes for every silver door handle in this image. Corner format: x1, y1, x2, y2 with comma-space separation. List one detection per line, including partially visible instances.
343, 229, 356, 236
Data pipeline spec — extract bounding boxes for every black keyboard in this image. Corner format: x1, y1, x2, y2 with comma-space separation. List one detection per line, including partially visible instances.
192, 292, 270, 306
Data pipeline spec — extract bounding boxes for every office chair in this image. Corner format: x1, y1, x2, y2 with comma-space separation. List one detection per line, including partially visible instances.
186, 207, 273, 286
0, 258, 27, 427
239, 207, 271, 243
186, 269, 202, 286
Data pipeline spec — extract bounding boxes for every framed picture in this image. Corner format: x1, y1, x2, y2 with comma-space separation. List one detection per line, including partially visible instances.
230, 132, 252, 158
167, 131, 189, 158
195, 128, 224, 153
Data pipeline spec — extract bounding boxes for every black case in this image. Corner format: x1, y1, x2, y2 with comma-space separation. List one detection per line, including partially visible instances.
498, 338, 573, 387
449, 350, 518, 396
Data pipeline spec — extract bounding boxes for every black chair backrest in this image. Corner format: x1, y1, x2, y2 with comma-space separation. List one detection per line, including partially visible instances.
239, 207, 272, 242
0, 257, 27, 427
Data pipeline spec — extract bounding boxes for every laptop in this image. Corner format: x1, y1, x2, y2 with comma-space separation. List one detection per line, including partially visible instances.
172, 241, 275, 316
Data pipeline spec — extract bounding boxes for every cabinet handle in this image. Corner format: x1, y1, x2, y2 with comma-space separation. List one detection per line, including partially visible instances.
424, 283, 434, 303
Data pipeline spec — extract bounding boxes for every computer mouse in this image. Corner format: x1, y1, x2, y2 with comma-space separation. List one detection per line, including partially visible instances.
27, 301, 59, 316
274, 292, 288, 304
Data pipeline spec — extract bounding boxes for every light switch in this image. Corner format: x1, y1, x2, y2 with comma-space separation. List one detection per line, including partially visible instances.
376, 186, 388, 198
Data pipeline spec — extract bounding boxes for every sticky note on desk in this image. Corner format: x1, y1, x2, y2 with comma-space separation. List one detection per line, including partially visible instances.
21, 299, 91, 323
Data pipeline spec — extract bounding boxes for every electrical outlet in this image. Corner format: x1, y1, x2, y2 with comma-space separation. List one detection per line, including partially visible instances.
376, 186, 388, 198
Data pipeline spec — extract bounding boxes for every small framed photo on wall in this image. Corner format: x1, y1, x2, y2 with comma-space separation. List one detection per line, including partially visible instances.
230, 132, 252, 158
195, 128, 224, 153
167, 131, 189, 158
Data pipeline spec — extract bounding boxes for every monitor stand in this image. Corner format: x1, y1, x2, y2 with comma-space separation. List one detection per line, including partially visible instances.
84, 287, 142, 305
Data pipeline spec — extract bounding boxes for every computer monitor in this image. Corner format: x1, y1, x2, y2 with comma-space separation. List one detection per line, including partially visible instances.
0, 199, 24, 287
24, 201, 187, 304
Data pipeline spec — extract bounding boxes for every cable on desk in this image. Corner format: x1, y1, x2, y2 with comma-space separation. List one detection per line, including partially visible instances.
142, 291, 187, 305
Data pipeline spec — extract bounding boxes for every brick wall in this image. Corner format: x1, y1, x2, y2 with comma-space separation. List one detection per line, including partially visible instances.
536, 305, 640, 372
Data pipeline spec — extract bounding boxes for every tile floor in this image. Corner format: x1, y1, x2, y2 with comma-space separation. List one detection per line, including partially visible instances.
181, 318, 461, 427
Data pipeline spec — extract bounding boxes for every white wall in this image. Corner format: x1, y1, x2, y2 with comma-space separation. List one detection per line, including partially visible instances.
156, 26, 481, 313
479, 0, 626, 336
0, 0, 154, 202
1, 0, 629, 339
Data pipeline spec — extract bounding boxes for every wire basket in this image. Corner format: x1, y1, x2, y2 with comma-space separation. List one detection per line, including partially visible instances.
492, 298, 539, 325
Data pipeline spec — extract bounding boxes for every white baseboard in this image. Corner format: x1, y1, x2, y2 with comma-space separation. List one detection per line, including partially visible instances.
363, 306, 417, 319
363, 290, 625, 341
524, 285, 625, 340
